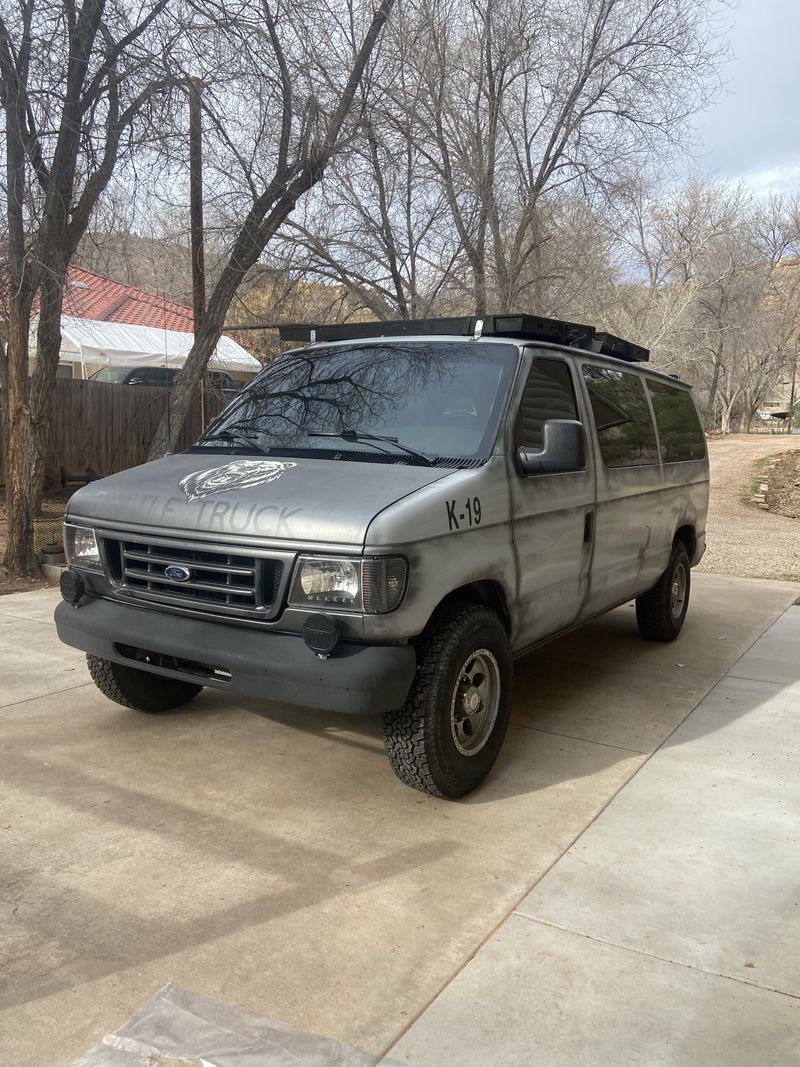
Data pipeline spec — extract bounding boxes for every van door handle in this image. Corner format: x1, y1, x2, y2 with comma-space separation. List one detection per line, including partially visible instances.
583, 512, 594, 543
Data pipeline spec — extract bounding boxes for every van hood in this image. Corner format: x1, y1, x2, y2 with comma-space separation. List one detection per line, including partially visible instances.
66, 453, 454, 546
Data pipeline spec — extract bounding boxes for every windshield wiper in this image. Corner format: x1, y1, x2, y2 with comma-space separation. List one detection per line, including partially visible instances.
195, 429, 270, 454
307, 428, 434, 466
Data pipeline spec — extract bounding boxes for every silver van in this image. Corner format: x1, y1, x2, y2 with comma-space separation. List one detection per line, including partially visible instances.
55, 315, 709, 797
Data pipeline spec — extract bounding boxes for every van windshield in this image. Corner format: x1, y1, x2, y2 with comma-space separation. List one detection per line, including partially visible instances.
192, 342, 518, 465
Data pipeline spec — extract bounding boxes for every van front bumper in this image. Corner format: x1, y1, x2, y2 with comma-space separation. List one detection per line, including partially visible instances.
55, 596, 416, 714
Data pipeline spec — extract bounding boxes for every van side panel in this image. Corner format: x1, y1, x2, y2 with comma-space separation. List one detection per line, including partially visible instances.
580, 367, 709, 617
584, 462, 668, 615
657, 458, 709, 566
363, 456, 516, 642
508, 351, 597, 647
646, 382, 709, 570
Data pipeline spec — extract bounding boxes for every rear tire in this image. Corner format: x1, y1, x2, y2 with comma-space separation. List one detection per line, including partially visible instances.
87, 655, 202, 712
635, 542, 691, 642
383, 603, 512, 798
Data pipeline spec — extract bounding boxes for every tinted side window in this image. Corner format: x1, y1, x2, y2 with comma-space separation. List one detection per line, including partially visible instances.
516, 358, 579, 450
647, 381, 706, 462
582, 366, 658, 467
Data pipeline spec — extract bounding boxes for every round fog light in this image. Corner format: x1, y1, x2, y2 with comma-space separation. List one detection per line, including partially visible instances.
302, 614, 341, 659
60, 569, 86, 606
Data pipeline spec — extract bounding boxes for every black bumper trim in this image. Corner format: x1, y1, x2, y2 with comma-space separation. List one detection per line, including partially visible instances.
55, 597, 416, 714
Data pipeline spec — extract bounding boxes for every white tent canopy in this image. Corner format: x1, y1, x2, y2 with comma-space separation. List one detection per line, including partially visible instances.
50, 316, 261, 374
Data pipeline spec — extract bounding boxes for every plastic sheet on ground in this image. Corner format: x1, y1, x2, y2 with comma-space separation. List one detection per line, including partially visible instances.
66, 982, 383, 1067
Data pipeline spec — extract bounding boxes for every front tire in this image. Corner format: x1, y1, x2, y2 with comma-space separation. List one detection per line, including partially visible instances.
87, 655, 202, 712
383, 604, 512, 798
635, 542, 691, 642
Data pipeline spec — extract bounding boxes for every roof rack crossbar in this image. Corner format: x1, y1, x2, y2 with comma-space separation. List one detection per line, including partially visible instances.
278, 315, 649, 362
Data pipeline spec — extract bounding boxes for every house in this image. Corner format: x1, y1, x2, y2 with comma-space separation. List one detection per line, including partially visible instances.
34, 266, 261, 382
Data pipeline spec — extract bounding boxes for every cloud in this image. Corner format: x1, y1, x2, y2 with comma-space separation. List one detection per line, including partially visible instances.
692, 0, 800, 191
745, 164, 800, 195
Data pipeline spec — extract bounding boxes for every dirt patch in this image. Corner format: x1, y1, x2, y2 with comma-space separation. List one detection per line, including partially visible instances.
0, 486, 74, 595
693, 435, 799, 581
766, 450, 800, 519
0, 572, 58, 595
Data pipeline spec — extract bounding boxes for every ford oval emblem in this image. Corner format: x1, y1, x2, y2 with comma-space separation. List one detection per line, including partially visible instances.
164, 564, 192, 583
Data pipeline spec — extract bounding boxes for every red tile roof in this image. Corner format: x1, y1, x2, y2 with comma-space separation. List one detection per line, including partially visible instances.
62, 266, 195, 332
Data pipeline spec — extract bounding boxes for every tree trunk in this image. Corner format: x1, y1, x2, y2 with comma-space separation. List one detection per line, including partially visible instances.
719, 400, 735, 435
3, 299, 39, 576
705, 351, 723, 431
30, 266, 66, 476
147, 260, 246, 458
473, 262, 488, 317
2, 261, 69, 576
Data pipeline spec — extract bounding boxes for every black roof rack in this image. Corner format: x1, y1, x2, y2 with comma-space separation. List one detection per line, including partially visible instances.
589, 331, 650, 364
278, 315, 649, 363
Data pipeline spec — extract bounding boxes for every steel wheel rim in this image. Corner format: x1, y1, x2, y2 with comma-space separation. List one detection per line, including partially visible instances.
450, 648, 501, 757
671, 563, 687, 620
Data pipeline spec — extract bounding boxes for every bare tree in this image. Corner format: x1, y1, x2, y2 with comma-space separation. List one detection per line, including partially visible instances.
282, 0, 727, 318
277, 0, 463, 320
74, 192, 195, 305
613, 179, 800, 430
146, 0, 397, 459
0, 0, 178, 574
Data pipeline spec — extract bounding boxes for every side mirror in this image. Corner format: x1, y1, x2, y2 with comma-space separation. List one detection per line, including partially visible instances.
517, 419, 585, 476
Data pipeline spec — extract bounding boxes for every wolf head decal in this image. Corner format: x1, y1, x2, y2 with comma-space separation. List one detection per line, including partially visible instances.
179, 459, 296, 501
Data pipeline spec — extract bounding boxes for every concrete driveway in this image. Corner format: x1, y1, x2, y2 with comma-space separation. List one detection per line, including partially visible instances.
0, 574, 797, 1066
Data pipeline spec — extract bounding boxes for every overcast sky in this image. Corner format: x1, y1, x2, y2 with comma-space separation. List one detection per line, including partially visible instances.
691, 0, 800, 192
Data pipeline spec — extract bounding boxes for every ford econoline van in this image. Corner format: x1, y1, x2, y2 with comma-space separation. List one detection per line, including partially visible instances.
56, 315, 709, 797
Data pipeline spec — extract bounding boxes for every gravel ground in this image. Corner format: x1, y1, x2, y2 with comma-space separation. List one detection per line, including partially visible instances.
697, 434, 800, 581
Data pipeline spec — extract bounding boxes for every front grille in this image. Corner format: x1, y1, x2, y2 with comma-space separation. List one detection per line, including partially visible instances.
102, 535, 285, 620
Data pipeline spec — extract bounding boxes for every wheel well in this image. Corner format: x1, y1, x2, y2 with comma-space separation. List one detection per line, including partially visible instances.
674, 524, 696, 562
434, 581, 511, 633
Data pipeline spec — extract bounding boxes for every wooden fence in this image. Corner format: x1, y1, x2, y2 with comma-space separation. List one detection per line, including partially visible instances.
0, 378, 228, 486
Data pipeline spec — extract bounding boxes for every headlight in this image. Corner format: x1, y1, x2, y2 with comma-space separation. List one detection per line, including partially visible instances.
290, 555, 407, 614
296, 558, 360, 607
63, 524, 102, 569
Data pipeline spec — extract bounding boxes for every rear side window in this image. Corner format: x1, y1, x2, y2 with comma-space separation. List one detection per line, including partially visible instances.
647, 381, 706, 462
582, 366, 658, 467
516, 358, 579, 449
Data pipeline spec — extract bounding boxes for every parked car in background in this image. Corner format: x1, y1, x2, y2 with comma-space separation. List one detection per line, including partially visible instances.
89, 366, 240, 393
58, 315, 709, 799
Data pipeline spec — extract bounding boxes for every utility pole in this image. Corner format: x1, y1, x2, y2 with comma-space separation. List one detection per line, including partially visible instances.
189, 76, 205, 329
188, 76, 206, 429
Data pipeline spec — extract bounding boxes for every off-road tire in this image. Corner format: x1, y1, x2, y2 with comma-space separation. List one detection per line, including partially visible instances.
383, 603, 512, 798
635, 541, 691, 642
87, 655, 202, 712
